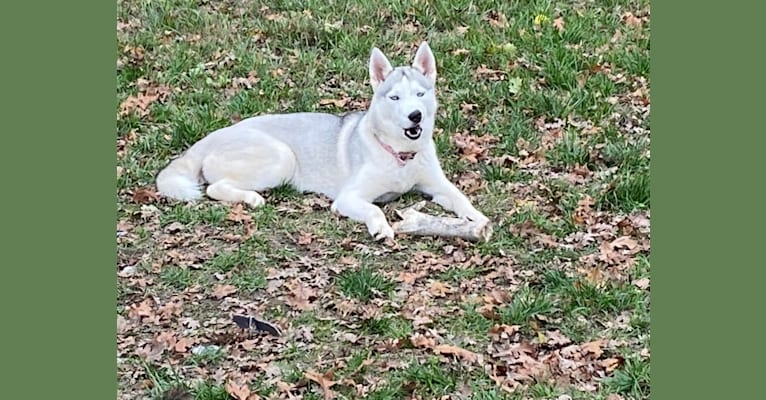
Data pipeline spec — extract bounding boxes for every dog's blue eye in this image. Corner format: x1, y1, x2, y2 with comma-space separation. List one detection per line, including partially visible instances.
389, 95, 399, 101
416, 92, 425, 97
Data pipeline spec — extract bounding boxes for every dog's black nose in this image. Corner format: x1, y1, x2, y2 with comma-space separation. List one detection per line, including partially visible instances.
408, 110, 422, 123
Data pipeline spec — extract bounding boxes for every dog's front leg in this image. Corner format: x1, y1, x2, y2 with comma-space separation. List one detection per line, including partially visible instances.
331, 192, 394, 240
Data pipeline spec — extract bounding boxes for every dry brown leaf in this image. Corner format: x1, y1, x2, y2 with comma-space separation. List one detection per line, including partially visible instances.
632, 277, 650, 290
600, 357, 623, 373
410, 333, 437, 349
428, 281, 453, 297
211, 284, 238, 299
622, 12, 643, 28
225, 379, 252, 400
489, 324, 520, 337
128, 299, 154, 320
546, 330, 572, 347
486, 11, 508, 28
296, 232, 314, 245
319, 98, 350, 108
397, 271, 427, 284
286, 280, 317, 310
474, 65, 506, 80
132, 187, 159, 204
117, 315, 129, 334
452, 132, 500, 163
611, 236, 639, 251
580, 339, 608, 358
304, 370, 337, 400
135, 340, 165, 362
227, 203, 253, 223
119, 82, 170, 117
484, 289, 511, 305
434, 344, 480, 363
173, 336, 194, 353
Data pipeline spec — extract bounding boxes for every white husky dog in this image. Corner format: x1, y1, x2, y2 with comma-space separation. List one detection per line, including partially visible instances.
156, 42, 489, 240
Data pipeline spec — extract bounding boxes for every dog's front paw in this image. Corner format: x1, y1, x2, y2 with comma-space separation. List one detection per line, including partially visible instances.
465, 210, 493, 241
367, 218, 395, 241
465, 210, 490, 226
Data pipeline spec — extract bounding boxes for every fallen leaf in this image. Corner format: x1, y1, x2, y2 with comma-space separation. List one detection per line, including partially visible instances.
286, 280, 317, 310
580, 339, 607, 358
553, 17, 565, 32
486, 11, 508, 28
632, 277, 650, 290
452, 132, 500, 163
297, 231, 314, 245
546, 330, 572, 347
117, 315, 129, 334
428, 281, 453, 297
474, 65, 506, 80
173, 336, 194, 353
211, 284, 238, 299
397, 271, 426, 284
484, 289, 511, 305
304, 370, 337, 400
225, 379, 252, 400
319, 98, 349, 108
227, 203, 253, 223
434, 344, 480, 363
410, 333, 437, 349
128, 299, 154, 320
489, 324, 520, 337
611, 236, 639, 251
132, 187, 159, 204
600, 357, 623, 373
622, 12, 643, 28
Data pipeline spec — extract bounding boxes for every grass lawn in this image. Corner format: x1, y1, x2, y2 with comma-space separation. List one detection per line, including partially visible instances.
116, 0, 650, 399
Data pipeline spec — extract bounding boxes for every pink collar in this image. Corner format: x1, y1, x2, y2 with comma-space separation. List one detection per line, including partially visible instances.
374, 135, 417, 167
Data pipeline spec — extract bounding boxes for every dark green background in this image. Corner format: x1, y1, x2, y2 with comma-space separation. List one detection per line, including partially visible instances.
0, 2, 117, 398
1, 1, 764, 398
651, 1, 766, 399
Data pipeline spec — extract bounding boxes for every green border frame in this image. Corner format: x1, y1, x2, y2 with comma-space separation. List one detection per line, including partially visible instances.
2, 1, 764, 398
1, 2, 116, 398
651, 2, 765, 399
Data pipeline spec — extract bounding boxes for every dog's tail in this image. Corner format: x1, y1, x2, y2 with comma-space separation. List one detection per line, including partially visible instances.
156, 151, 204, 201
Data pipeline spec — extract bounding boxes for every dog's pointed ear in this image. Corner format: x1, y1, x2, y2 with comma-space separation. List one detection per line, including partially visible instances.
369, 47, 393, 92
412, 41, 437, 85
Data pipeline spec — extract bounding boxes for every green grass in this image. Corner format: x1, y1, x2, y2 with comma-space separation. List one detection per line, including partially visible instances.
116, 0, 651, 398
604, 355, 651, 398
402, 356, 459, 397
337, 264, 396, 301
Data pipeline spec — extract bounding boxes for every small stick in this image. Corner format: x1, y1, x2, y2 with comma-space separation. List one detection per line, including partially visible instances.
392, 201, 493, 242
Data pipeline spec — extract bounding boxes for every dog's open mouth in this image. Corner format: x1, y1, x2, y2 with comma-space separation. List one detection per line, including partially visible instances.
404, 125, 422, 140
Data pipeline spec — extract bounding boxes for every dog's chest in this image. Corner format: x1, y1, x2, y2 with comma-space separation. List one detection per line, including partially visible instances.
371, 159, 421, 196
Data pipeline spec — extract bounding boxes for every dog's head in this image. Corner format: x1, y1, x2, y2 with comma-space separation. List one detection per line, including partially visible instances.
368, 42, 438, 147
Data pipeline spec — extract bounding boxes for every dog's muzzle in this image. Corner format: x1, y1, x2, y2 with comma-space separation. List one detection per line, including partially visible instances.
404, 125, 422, 140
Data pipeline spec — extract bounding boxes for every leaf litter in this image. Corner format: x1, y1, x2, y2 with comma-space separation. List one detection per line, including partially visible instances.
116, 2, 651, 399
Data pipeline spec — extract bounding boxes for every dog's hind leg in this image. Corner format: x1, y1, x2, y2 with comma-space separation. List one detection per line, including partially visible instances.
205, 180, 267, 207
201, 137, 297, 208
